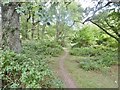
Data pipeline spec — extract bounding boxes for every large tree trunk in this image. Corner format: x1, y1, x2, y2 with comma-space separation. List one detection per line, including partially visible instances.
0, 4, 2, 88
0, 5, 2, 48
2, 2, 21, 53
118, 38, 120, 65
118, 38, 120, 89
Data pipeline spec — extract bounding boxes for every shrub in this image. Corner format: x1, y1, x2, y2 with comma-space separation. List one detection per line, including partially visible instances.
0, 44, 63, 88
22, 40, 63, 57
70, 46, 118, 71
79, 59, 102, 71
69, 47, 101, 56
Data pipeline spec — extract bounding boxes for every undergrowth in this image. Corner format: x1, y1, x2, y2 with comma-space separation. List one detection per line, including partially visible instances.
0, 40, 63, 88
69, 46, 118, 71
22, 40, 63, 57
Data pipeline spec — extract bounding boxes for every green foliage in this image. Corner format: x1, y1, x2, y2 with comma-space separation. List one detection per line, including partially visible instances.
70, 46, 117, 71
22, 40, 63, 57
84, 0, 120, 42
71, 25, 99, 47
79, 59, 102, 71
71, 24, 117, 48
96, 32, 117, 47
0, 41, 63, 88
70, 46, 103, 56
69, 47, 96, 56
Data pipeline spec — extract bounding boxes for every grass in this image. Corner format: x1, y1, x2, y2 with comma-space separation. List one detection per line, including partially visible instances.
64, 55, 118, 88
69, 46, 118, 71
48, 54, 66, 88
48, 47, 118, 88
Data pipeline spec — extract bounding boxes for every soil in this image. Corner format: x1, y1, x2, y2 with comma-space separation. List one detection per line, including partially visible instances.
58, 48, 77, 88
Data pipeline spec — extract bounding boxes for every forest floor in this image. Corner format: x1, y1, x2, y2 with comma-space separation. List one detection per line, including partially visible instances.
49, 48, 77, 88
58, 48, 77, 88
49, 48, 118, 88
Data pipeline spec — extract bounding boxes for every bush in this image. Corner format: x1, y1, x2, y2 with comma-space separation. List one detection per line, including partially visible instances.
79, 56, 117, 71
69, 47, 101, 56
22, 40, 63, 57
97, 52, 117, 67
71, 25, 100, 48
79, 59, 102, 71
70, 46, 118, 71
70, 24, 117, 48
0, 42, 63, 88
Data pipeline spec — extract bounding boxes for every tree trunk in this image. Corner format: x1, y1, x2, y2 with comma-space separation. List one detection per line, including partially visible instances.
31, 12, 35, 39
31, 26, 35, 39
2, 2, 21, 53
37, 24, 40, 40
118, 38, 120, 65
55, 10, 60, 42
0, 4, 2, 88
41, 24, 46, 39
56, 20, 59, 42
25, 20, 28, 39
61, 23, 65, 47
0, 5, 2, 48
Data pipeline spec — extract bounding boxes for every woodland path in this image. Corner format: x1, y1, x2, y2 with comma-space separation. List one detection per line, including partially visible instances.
58, 48, 77, 88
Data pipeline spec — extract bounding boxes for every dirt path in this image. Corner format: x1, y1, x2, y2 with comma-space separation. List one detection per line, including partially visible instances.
58, 48, 77, 88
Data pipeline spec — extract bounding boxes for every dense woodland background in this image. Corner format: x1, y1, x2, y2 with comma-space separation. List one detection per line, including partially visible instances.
0, 0, 119, 88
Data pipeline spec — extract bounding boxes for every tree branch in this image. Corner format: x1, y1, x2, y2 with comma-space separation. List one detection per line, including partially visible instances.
83, 1, 112, 24
34, 20, 41, 26
105, 19, 120, 37
69, 20, 80, 28
27, 11, 31, 22
90, 20, 119, 42
64, 1, 71, 9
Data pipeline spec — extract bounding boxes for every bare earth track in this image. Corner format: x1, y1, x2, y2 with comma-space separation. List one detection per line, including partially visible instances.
58, 48, 77, 88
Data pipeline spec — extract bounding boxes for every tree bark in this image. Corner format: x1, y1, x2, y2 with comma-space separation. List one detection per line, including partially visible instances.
118, 38, 120, 65
37, 24, 40, 40
25, 11, 31, 40
25, 19, 28, 39
41, 24, 46, 39
90, 20, 119, 42
0, 4, 2, 48
55, 9, 60, 42
31, 12, 35, 39
2, 2, 21, 53
0, 4, 2, 88
56, 20, 59, 42
61, 22, 65, 46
